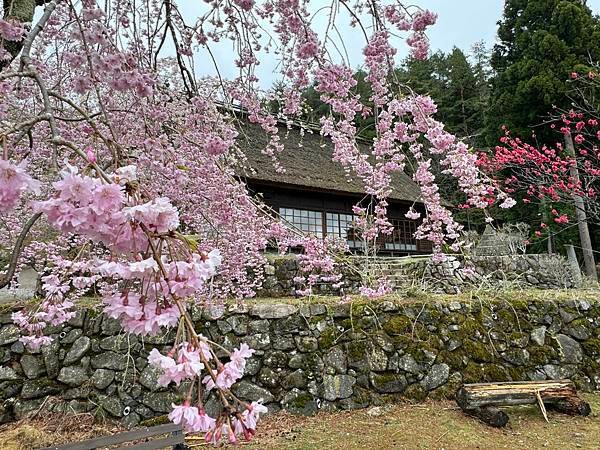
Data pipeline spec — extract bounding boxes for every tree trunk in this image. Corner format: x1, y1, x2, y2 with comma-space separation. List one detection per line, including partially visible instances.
1, 0, 38, 72
547, 397, 592, 416
564, 134, 598, 282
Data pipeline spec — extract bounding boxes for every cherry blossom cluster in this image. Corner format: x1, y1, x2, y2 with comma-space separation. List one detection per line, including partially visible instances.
11, 272, 93, 351
0, 160, 41, 210
99, 250, 221, 335
275, 234, 346, 296
148, 342, 209, 387
359, 279, 392, 299
0, 18, 25, 61
149, 338, 259, 442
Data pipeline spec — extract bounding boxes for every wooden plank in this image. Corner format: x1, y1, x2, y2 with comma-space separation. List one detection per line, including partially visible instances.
115, 434, 184, 450
535, 390, 549, 423
41, 423, 183, 450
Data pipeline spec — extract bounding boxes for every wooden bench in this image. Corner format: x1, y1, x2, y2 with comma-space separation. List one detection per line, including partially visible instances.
41, 423, 186, 450
456, 380, 592, 427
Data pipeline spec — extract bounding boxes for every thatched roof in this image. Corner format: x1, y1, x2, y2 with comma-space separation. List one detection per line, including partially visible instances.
234, 120, 423, 203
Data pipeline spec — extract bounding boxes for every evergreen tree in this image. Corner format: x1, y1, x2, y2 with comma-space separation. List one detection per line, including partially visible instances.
395, 51, 446, 99
439, 48, 483, 141
396, 48, 489, 146
486, 0, 600, 145
470, 41, 493, 145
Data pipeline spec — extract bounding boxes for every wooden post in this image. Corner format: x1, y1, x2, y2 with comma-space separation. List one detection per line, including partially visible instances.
564, 134, 597, 282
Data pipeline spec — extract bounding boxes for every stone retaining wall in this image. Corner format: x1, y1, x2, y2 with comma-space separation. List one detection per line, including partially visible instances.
258, 253, 575, 297
0, 295, 598, 427
422, 254, 575, 294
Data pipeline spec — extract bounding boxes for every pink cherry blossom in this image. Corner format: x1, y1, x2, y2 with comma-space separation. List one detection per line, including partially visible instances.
168, 402, 204, 432
149, 343, 206, 386
19, 335, 53, 352
0, 18, 25, 41
0, 160, 40, 209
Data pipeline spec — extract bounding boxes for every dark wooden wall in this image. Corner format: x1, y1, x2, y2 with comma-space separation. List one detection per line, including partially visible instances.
247, 181, 432, 255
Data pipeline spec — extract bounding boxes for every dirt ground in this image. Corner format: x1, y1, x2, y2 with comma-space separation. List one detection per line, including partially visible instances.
242, 393, 600, 450
1, 393, 599, 449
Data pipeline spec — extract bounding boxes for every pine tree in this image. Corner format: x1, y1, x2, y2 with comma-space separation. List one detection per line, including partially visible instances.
439, 48, 482, 140
486, 0, 600, 145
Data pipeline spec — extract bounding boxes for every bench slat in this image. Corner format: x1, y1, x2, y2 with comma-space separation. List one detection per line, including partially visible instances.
115, 434, 184, 450
41, 423, 183, 450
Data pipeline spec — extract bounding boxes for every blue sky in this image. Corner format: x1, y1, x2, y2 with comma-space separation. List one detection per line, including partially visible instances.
184, 0, 600, 88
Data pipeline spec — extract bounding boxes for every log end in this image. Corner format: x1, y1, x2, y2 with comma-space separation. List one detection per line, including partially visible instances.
547, 397, 592, 417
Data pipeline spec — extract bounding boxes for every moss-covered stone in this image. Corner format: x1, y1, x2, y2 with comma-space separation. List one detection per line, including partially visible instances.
437, 350, 465, 370
318, 326, 338, 349
508, 331, 530, 348
338, 386, 372, 410
382, 316, 412, 335
402, 383, 427, 402
462, 362, 511, 383
528, 346, 556, 365
461, 362, 483, 384
139, 415, 169, 427
455, 317, 486, 337
282, 390, 319, 415
461, 339, 494, 363
507, 366, 526, 381
428, 335, 445, 351
443, 313, 467, 326
508, 298, 530, 311
582, 338, 600, 357
347, 340, 370, 373
288, 353, 324, 373
495, 309, 518, 331
290, 391, 313, 409
369, 372, 407, 394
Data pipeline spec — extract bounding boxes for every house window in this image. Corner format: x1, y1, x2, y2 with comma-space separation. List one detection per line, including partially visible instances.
326, 212, 361, 248
279, 207, 324, 237
384, 219, 418, 251
278, 207, 420, 253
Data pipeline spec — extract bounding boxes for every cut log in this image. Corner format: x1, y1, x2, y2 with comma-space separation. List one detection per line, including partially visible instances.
463, 406, 509, 428
455, 380, 591, 427
546, 397, 592, 417
456, 380, 581, 409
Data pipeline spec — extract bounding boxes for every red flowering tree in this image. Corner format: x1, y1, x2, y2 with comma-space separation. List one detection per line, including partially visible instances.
478, 111, 599, 279
0, 0, 507, 441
